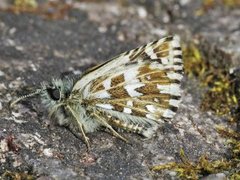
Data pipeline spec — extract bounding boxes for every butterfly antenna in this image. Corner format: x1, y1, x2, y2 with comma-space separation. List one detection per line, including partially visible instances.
10, 89, 42, 108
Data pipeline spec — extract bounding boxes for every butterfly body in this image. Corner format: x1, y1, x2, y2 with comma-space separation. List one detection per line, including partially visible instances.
11, 36, 183, 148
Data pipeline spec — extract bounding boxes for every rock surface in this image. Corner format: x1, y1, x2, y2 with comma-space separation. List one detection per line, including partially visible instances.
0, 0, 239, 179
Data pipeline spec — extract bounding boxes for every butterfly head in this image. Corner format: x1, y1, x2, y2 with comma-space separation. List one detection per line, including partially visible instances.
10, 78, 74, 108
41, 78, 74, 107
46, 86, 61, 101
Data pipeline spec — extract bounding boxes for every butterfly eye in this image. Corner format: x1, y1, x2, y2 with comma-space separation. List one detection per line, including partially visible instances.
47, 88, 61, 101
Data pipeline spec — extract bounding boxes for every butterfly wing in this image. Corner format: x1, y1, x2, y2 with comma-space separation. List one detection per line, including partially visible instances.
72, 36, 183, 137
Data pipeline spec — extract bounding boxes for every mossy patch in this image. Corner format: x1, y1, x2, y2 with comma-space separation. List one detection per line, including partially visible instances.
152, 128, 240, 179
151, 149, 233, 179
1, 170, 35, 180
183, 43, 238, 122
14, 0, 38, 9
196, 0, 240, 16
0, 0, 72, 20
152, 41, 240, 179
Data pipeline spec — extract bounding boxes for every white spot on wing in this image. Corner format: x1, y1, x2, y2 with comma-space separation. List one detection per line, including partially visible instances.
163, 109, 176, 118
161, 58, 169, 64
157, 83, 181, 96
96, 103, 114, 110
146, 105, 156, 113
126, 101, 133, 106
124, 101, 133, 113
124, 83, 144, 97
154, 98, 159, 102
173, 65, 183, 71
150, 53, 158, 59
145, 48, 157, 59
173, 58, 182, 63
173, 50, 182, 56
146, 114, 157, 120
123, 68, 139, 82
167, 72, 183, 80
146, 75, 151, 80
93, 91, 111, 98
123, 107, 132, 114
103, 78, 111, 89
169, 99, 181, 107
149, 62, 165, 69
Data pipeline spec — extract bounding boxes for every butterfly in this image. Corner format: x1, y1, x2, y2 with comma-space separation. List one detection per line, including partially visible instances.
11, 36, 183, 149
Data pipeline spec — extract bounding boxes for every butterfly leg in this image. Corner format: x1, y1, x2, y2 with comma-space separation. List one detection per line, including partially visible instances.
93, 111, 128, 143
79, 122, 90, 149
67, 105, 90, 149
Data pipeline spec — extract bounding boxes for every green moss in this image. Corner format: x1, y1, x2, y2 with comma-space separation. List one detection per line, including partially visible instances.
183, 43, 238, 122
216, 126, 240, 159
222, 0, 240, 7
152, 149, 233, 179
196, 0, 240, 16
230, 172, 240, 180
14, 0, 38, 9
152, 132, 240, 179
6, 0, 72, 20
152, 42, 240, 179
1, 171, 35, 180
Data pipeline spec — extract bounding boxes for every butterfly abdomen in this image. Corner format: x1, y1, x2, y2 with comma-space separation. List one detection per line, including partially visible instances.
108, 118, 158, 138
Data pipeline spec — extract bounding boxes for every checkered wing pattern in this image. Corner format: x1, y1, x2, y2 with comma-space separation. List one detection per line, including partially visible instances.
72, 36, 183, 137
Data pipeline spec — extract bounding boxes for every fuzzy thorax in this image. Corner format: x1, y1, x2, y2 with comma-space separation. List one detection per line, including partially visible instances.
40, 78, 101, 133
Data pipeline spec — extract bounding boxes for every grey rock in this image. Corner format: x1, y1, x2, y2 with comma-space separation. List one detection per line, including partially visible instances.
0, 1, 239, 179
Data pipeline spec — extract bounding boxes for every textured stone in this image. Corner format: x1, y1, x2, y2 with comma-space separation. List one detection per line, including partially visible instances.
0, 1, 239, 179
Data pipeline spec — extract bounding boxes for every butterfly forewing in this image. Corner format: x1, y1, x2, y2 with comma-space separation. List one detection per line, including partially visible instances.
72, 36, 183, 136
